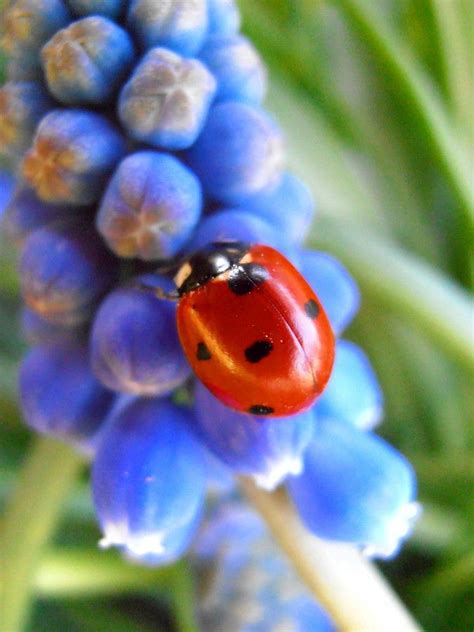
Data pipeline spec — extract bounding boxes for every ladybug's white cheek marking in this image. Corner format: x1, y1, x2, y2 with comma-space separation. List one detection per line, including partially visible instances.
174, 262, 192, 288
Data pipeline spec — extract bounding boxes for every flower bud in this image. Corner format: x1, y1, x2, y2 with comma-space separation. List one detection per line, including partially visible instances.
127, 0, 208, 56
119, 47, 215, 150
288, 418, 420, 559
96, 151, 202, 260
207, 0, 240, 37
238, 172, 315, 244
187, 208, 298, 263
20, 223, 119, 325
194, 382, 315, 490
300, 250, 360, 335
22, 109, 126, 204
2, 186, 77, 246
0, 82, 54, 158
200, 35, 267, 105
19, 341, 115, 450
90, 275, 190, 396
186, 102, 285, 204
2, 0, 71, 71
92, 397, 206, 564
21, 307, 87, 345
315, 341, 383, 431
67, 0, 124, 18
42, 16, 135, 105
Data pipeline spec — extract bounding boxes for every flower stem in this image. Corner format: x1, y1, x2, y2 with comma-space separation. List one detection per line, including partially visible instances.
0, 437, 84, 632
240, 479, 421, 631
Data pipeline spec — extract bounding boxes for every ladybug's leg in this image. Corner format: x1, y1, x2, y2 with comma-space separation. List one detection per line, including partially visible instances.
135, 282, 180, 301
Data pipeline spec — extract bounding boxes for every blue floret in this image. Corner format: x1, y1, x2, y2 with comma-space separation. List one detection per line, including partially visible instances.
2, 186, 79, 246
119, 47, 216, 150
20, 223, 119, 325
199, 34, 267, 105
127, 0, 208, 57
90, 275, 191, 396
0, 82, 54, 159
19, 341, 115, 450
186, 101, 285, 204
194, 382, 315, 490
96, 151, 202, 259
92, 397, 206, 564
22, 109, 126, 205
41, 16, 135, 105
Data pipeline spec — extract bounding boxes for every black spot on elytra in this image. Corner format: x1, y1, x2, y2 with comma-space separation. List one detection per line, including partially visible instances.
245, 340, 273, 363
228, 263, 268, 295
249, 404, 274, 415
196, 342, 211, 361
304, 299, 320, 319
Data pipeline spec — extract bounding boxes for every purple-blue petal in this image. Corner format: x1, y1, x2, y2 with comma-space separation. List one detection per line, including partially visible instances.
119, 47, 216, 150
90, 276, 190, 396
300, 250, 360, 335
92, 397, 206, 564
193, 382, 315, 490
20, 223, 119, 325
127, 0, 208, 56
19, 341, 115, 450
315, 340, 384, 430
288, 418, 420, 559
186, 102, 285, 205
41, 16, 135, 105
199, 34, 267, 105
96, 151, 202, 260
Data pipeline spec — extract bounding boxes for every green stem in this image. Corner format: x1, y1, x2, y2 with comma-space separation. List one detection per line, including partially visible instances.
310, 217, 474, 373
0, 437, 84, 632
241, 479, 421, 631
33, 549, 182, 598
336, 0, 474, 228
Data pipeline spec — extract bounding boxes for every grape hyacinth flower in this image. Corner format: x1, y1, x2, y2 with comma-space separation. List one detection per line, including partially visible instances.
1, 0, 418, 595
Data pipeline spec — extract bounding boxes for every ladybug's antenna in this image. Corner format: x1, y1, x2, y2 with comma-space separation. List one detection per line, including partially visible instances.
136, 282, 180, 301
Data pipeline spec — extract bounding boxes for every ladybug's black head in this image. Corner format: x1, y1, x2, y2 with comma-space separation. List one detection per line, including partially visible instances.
175, 241, 250, 295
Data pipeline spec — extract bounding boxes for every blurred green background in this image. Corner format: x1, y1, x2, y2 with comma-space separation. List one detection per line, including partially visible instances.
1, 1, 473, 630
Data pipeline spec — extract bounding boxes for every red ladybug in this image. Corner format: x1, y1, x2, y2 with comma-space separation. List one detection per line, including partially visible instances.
150, 242, 335, 417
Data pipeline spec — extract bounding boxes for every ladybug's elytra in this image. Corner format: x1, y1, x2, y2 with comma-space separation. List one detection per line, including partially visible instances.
150, 242, 335, 417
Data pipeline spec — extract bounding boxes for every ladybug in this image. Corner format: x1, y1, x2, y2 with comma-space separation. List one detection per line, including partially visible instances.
148, 242, 335, 417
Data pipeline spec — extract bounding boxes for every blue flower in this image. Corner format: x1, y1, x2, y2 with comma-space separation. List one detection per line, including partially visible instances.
119, 47, 216, 150
299, 250, 360, 335
186, 101, 285, 204
92, 397, 206, 563
20, 223, 119, 325
237, 172, 315, 245
199, 34, 267, 105
2, 185, 76, 246
19, 341, 115, 451
288, 418, 420, 559
22, 109, 126, 204
90, 275, 190, 396
194, 382, 315, 490
4, 0, 419, 571
96, 151, 202, 259
126, 0, 208, 56
41, 16, 135, 105
315, 340, 384, 430
207, 0, 241, 37
0, 81, 54, 158
2, 0, 71, 77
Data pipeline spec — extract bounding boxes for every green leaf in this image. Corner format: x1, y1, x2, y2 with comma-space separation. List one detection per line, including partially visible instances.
309, 216, 474, 372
